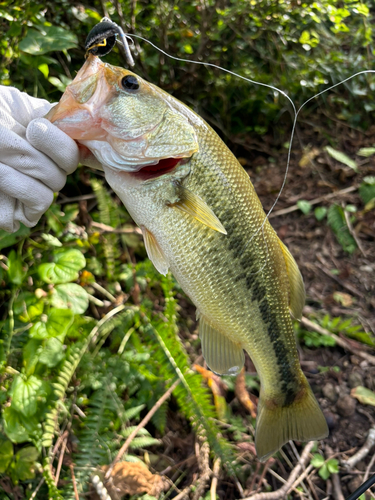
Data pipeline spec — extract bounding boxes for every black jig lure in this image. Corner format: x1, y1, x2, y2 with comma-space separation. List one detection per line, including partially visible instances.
85, 17, 134, 67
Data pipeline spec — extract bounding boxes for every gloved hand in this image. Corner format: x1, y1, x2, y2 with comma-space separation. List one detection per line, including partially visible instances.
0, 86, 80, 233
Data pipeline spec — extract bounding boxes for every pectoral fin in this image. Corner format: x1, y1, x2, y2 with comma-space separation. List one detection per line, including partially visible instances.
278, 240, 305, 320
199, 315, 244, 375
141, 226, 169, 276
171, 186, 227, 234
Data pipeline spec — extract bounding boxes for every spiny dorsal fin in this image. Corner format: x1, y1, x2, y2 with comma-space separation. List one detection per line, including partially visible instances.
141, 226, 169, 276
170, 186, 227, 234
278, 240, 305, 320
199, 315, 244, 376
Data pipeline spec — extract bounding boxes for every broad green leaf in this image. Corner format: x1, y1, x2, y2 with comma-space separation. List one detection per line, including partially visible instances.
319, 463, 330, 480
0, 224, 30, 251
7, 250, 27, 285
38, 249, 86, 284
311, 453, 325, 468
38, 337, 64, 367
327, 458, 339, 474
325, 146, 358, 172
29, 308, 73, 341
13, 447, 38, 481
11, 374, 46, 417
23, 339, 41, 377
51, 284, 89, 314
297, 200, 312, 215
314, 206, 327, 221
351, 386, 375, 406
3, 407, 29, 443
19, 26, 78, 55
0, 435, 14, 473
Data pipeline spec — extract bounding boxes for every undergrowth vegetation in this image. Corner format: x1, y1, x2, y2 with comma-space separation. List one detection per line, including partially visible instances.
0, 1, 374, 499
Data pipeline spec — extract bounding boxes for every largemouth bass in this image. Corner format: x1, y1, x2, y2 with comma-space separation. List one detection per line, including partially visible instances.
47, 54, 328, 461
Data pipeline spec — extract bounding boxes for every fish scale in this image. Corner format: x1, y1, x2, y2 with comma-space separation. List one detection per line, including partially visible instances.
47, 54, 328, 461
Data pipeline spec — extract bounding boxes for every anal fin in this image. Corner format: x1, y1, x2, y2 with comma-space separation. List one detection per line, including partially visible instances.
170, 185, 227, 234
199, 315, 244, 376
141, 226, 169, 276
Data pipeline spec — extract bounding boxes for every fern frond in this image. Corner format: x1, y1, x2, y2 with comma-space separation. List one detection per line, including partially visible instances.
91, 177, 121, 278
141, 274, 236, 473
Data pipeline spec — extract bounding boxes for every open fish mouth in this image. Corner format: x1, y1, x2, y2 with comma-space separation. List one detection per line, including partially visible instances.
133, 157, 189, 181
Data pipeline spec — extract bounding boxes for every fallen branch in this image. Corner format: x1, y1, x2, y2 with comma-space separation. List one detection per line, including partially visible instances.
210, 458, 221, 500
105, 378, 180, 480
301, 317, 375, 365
269, 186, 356, 219
242, 441, 316, 500
91, 221, 142, 235
342, 427, 375, 470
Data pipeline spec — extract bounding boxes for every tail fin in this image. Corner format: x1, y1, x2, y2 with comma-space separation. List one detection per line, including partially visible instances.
255, 384, 328, 462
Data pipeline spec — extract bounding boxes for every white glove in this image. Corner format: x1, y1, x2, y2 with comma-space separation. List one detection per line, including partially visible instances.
0, 86, 80, 233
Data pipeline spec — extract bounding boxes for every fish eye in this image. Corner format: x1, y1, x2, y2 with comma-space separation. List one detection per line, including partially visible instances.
121, 75, 140, 92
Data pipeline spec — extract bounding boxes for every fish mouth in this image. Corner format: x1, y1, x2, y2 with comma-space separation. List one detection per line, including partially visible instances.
133, 157, 189, 181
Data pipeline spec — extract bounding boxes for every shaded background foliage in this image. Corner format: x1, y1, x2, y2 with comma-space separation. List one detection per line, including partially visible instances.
0, 1, 375, 499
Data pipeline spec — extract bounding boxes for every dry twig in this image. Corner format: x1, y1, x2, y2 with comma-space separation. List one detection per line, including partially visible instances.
269, 186, 356, 219
105, 378, 180, 479
242, 441, 316, 500
342, 427, 375, 470
91, 221, 142, 235
326, 445, 344, 500
301, 317, 375, 365
210, 458, 221, 500
69, 464, 80, 500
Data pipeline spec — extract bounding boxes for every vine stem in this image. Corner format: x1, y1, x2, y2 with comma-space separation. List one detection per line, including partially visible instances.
105, 377, 180, 480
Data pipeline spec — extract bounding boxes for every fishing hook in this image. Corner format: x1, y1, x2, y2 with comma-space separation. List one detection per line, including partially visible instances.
85, 17, 135, 67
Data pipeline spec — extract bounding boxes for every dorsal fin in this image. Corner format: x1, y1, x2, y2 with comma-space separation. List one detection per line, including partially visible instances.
278, 240, 305, 320
141, 226, 169, 276
199, 315, 244, 376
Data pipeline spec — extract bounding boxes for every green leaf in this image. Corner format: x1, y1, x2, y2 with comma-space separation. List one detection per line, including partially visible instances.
325, 146, 358, 172
3, 407, 30, 443
50, 284, 89, 314
311, 453, 325, 468
38, 63, 49, 79
319, 463, 330, 480
0, 435, 14, 473
314, 206, 327, 221
297, 200, 312, 215
357, 147, 375, 157
11, 374, 46, 417
23, 339, 41, 376
13, 447, 38, 481
7, 250, 27, 285
359, 178, 375, 205
30, 308, 74, 341
38, 337, 64, 367
351, 386, 375, 406
0, 224, 30, 251
327, 205, 357, 254
38, 249, 86, 284
41, 233, 62, 247
327, 458, 339, 474
19, 26, 78, 55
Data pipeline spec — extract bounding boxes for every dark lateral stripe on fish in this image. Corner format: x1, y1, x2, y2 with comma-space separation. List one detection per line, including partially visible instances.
193, 188, 299, 408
